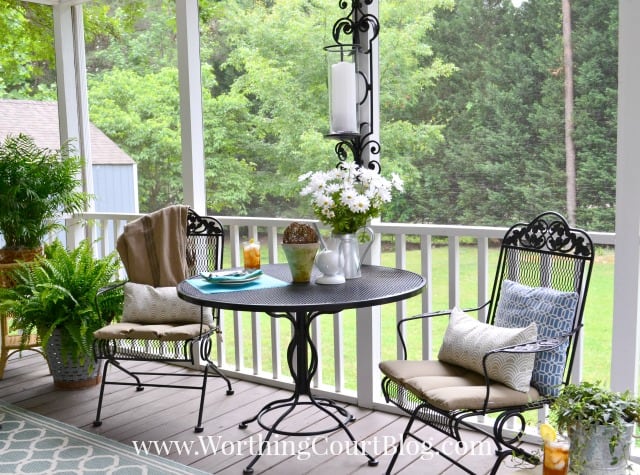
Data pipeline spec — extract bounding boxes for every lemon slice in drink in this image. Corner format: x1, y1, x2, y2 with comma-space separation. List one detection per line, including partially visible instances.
540, 423, 557, 442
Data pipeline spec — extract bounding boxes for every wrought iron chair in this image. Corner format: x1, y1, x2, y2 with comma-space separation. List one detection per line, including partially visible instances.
380, 211, 594, 474
93, 206, 233, 433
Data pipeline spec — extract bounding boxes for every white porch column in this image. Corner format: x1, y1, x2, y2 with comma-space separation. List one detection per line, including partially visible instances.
53, 5, 93, 201
176, 0, 207, 214
611, 0, 640, 394
53, 4, 93, 249
53, 4, 93, 200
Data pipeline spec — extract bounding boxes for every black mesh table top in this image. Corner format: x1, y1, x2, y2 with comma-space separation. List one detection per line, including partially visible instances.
177, 264, 426, 314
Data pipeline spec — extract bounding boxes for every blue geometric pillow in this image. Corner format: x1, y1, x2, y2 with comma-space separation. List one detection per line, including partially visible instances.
494, 280, 579, 397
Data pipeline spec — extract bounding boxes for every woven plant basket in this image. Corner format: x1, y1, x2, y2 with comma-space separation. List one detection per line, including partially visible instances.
0, 262, 17, 288
0, 247, 42, 266
45, 329, 101, 390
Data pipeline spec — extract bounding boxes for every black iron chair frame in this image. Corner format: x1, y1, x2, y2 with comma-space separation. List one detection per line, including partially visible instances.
381, 211, 594, 474
93, 209, 233, 433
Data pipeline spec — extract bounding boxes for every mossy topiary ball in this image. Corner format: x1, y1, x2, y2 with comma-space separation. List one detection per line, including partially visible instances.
282, 222, 318, 244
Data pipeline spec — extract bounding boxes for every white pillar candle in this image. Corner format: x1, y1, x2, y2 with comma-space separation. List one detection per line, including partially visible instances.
330, 61, 358, 134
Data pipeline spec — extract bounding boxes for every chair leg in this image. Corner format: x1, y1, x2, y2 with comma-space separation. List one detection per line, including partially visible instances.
195, 365, 209, 433
387, 410, 482, 475
490, 443, 541, 474
108, 358, 144, 389
491, 451, 513, 475
206, 361, 234, 395
0, 348, 49, 380
192, 338, 233, 432
199, 335, 234, 395
93, 358, 144, 427
487, 409, 541, 474
93, 359, 111, 427
386, 411, 418, 475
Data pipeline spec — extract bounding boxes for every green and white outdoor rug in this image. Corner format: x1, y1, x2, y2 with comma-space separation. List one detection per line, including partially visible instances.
0, 401, 208, 475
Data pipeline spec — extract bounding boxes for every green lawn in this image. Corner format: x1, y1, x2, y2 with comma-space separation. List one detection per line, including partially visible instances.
223, 244, 615, 391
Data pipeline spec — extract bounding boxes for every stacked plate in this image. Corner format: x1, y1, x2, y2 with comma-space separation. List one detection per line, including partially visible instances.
200, 269, 263, 285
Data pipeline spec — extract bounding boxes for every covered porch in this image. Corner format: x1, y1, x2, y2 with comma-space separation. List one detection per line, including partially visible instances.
2, 0, 640, 472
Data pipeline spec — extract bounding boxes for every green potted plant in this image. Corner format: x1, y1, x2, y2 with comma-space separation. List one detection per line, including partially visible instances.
0, 133, 90, 373
550, 381, 640, 474
0, 239, 122, 389
281, 222, 319, 283
0, 133, 89, 266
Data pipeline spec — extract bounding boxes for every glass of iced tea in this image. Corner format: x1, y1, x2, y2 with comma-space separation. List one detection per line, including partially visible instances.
543, 439, 570, 475
243, 240, 261, 271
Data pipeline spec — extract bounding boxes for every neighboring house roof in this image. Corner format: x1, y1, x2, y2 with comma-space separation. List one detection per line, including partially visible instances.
0, 99, 134, 165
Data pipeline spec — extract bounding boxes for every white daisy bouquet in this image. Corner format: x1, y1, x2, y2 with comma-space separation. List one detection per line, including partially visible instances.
299, 162, 403, 234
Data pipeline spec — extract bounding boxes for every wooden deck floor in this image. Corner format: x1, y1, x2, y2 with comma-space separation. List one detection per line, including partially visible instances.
0, 352, 542, 474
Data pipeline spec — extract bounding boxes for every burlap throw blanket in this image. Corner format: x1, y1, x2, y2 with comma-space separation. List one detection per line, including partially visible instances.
116, 205, 189, 287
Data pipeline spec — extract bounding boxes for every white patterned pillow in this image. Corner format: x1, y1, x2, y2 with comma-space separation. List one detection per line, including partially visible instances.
438, 307, 537, 392
122, 283, 213, 327
495, 280, 579, 397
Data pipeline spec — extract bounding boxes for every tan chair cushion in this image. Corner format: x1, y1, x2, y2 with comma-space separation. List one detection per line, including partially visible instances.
94, 322, 211, 341
379, 359, 541, 412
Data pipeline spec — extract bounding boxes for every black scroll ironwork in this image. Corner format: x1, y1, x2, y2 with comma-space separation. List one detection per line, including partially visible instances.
325, 0, 380, 173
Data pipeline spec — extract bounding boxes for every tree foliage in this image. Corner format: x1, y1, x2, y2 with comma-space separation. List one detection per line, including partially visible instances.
0, 0, 55, 96
418, 0, 617, 229
0, 0, 618, 230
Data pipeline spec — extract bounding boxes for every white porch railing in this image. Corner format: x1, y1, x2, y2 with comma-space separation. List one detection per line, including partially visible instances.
64, 212, 618, 407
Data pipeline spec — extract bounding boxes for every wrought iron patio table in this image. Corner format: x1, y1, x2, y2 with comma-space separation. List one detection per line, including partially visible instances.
177, 263, 426, 474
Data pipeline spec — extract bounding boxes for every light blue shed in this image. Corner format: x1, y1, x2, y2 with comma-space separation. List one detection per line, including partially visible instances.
0, 99, 138, 214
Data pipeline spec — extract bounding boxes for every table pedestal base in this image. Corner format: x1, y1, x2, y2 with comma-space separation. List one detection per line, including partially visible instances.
239, 309, 379, 472
239, 391, 378, 474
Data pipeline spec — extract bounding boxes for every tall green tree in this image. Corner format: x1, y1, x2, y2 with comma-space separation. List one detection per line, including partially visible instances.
572, 0, 618, 230
417, 0, 617, 230
562, 0, 576, 225
0, 0, 56, 96
0, 0, 145, 97
417, 0, 556, 225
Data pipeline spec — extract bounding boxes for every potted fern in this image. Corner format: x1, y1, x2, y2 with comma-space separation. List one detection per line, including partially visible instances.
0, 133, 89, 266
0, 239, 122, 389
550, 381, 640, 474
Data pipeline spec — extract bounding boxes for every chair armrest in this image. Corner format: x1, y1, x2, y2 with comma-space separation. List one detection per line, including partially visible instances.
97, 281, 127, 297
478, 326, 582, 410
483, 326, 580, 360
396, 302, 492, 359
